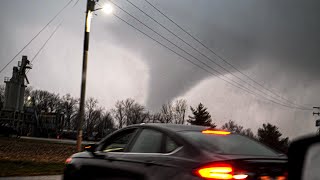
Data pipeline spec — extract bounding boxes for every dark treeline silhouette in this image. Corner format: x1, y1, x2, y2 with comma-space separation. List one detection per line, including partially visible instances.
0, 85, 289, 153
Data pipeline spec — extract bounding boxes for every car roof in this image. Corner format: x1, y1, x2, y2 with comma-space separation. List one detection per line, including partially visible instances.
135, 123, 209, 132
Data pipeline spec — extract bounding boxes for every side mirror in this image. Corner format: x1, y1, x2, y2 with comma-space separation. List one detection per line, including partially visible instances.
288, 135, 320, 180
84, 143, 96, 153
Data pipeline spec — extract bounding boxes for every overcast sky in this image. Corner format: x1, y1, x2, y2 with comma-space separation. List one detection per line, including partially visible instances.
1, 0, 320, 139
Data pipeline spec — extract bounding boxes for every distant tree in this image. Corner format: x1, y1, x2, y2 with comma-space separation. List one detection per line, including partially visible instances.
48, 94, 62, 113
188, 103, 216, 127
241, 128, 255, 139
112, 100, 126, 129
84, 97, 102, 137
221, 120, 255, 139
221, 120, 244, 133
160, 102, 174, 123
0, 84, 5, 110
31, 90, 61, 113
60, 94, 78, 130
173, 99, 187, 124
112, 98, 148, 127
147, 112, 163, 123
123, 98, 148, 126
96, 112, 115, 138
257, 123, 289, 153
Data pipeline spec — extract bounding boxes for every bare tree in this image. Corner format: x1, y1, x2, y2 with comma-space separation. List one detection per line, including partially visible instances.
60, 94, 78, 130
48, 94, 62, 113
160, 102, 174, 123
98, 112, 115, 136
31, 90, 61, 113
123, 98, 148, 126
147, 112, 163, 123
123, 98, 134, 126
0, 84, 5, 110
84, 98, 101, 137
242, 128, 255, 139
112, 98, 148, 127
221, 120, 244, 133
173, 99, 187, 124
112, 100, 125, 129
221, 120, 256, 139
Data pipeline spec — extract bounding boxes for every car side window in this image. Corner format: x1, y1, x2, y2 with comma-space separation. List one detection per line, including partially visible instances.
129, 129, 163, 153
165, 136, 179, 153
103, 129, 136, 152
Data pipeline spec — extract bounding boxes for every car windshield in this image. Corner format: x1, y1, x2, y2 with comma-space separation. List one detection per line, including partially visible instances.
180, 131, 279, 157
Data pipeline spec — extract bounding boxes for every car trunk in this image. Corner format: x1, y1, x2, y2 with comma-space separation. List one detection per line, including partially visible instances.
232, 158, 287, 179
202, 154, 287, 180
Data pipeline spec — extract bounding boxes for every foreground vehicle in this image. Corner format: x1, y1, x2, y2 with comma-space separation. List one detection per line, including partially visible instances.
64, 124, 287, 180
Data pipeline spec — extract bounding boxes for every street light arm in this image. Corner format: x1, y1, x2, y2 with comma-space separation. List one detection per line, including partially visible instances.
93, 7, 103, 11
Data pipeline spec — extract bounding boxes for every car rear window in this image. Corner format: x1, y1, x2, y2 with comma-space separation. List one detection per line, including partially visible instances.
179, 131, 279, 157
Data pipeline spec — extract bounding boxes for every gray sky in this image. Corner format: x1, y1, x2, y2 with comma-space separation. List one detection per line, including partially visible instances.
1, 0, 320, 139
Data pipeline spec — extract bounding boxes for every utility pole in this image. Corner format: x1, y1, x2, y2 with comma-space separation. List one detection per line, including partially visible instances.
77, 0, 97, 152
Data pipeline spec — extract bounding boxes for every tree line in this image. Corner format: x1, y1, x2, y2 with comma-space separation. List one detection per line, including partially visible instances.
0, 85, 289, 153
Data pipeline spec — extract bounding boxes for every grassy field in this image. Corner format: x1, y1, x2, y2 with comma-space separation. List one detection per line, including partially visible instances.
0, 137, 78, 177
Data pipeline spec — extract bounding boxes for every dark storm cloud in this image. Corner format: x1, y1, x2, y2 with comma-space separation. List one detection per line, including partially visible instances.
1, 0, 320, 137
107, 0, 320, 107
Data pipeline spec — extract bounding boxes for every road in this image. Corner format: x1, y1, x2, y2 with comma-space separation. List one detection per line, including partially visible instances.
0, 175, 61, 180
21, 136, 94, 145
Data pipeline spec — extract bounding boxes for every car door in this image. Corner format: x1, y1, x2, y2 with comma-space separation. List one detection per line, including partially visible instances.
79, 127, 143, 180
118, 128, 183, 180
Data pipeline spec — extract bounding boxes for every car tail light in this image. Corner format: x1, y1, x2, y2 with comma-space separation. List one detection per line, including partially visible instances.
233, 174, 249, 179
194, 163, 248, 180
65, 157, 72, 164
260, 176, 287, 180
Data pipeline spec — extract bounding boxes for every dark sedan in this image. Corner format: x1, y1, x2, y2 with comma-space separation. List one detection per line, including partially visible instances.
63, 124, 287, 180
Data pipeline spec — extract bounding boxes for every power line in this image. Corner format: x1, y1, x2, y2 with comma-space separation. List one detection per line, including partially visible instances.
72, 0, 81, 7
109, 1, 311, 110
127, 0, 308, 110
0, 0, 73, 75
142, 0, 310, 109
26, 20, 64, 74
31, 21, 64, 63
124, 0, 309, 110
112, 12, 311, 111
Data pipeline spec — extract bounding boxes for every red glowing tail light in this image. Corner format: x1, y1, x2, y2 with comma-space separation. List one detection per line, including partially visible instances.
194, 163, 248, 180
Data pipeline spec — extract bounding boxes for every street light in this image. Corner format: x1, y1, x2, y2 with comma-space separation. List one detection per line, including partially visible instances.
102, 3, 113, 15
77, 0, 113, 152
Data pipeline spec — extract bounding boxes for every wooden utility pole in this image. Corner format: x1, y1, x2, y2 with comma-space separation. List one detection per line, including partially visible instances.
77, 0, 97, 152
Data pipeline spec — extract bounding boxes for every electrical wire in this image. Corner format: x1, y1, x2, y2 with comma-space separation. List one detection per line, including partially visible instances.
109, 1, 311, 110
124, 0, 310, 110
26, 20, 64, 74
0, 0, 74, 75
112, 12, 311, 111
142, 0, 310, 109
127, 0, 308, 110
